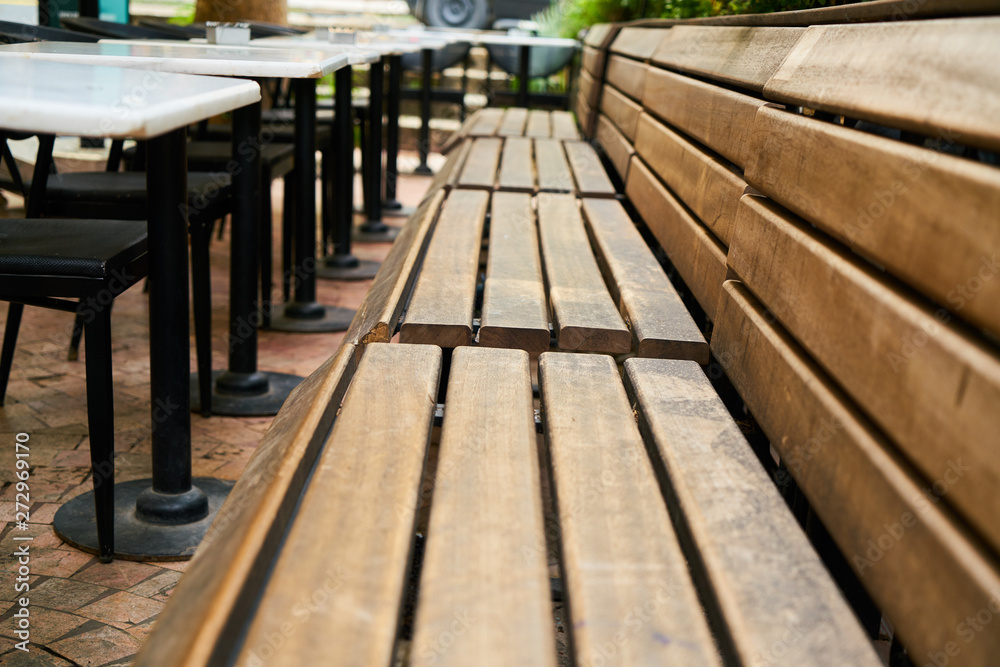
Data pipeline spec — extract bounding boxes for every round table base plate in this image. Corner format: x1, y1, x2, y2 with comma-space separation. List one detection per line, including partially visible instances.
266, 304, 355, 333
353, 225, 400, 244
316, 259, 380, 281
191, 370, 303, 417
413, 165, 434, 176
383, 205, 416, 218
53, 478, 234, 561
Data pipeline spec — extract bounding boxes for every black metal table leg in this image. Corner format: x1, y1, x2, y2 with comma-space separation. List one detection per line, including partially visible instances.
415, 48, 434, 175
317, 66, 380, 281
355, 57, 398, 243
383, 53, 405, 212
269, 78, 356, 332
518, 44, 530, 108
54, 128, 232, 561
194, 101, 303, 415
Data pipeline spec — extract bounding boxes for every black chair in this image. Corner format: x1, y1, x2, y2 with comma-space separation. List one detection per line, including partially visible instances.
59, 16, 188, 41
0, 19, 99, 44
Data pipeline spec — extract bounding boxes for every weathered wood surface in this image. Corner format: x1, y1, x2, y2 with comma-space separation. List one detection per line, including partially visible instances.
609, 27, 670, 60
583, 22, 618, 48
424, 138, 471, 201
581, 197, 708, 361
564, 140, 616, 198
411, 347, 554, 667
626, 158, 729, 320
729, 194, 1000, 555
535, 138, 574, 192
498, 106, 529, 137
600, 84, 642, 140
745, 105, 1000, 339
133, 344, 359, 667
526, 108, 552, 138
344, 191, 446, 346
653, 26, 804, 93
479, 192, 550, 353
595, 114, 634, 183
625, 357, 882, 667
469, 106, 504, 136
537, 193, 630, 353
235, 343, 441, 667
457, 137, 502, 190
539, 352, 722, 667
400, 190, 490, 348
582, 45, 604, 76
574, 89, 595, 139
579, 69, 601, 109
642, 66, 768, 169
633, 112, 746, 247
712, 280, 1000, 667
606, 54, 647, 101
497, 136, 535, 192
764, 19, 1000, 152
550, 110, 580, 140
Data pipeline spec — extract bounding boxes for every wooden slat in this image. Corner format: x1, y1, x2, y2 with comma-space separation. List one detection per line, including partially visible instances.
634, 113, 746, 247
765, 19, 1000, 152
609, 27, 670, 61
525, 109, 551, 138
595, 114, 634, 183
497, 106, 528, 137
424, 138, 472, 201
235, 343, 441, 667
578, 69, 600, 109
539, 353, 721, 667
479, 192, 550, 353
134, 344, 358, 667
581, 45, 604, 76
626, 158, 728, 321
400, 190, 490, 347
563, 140, 616, 198
653, 26, 804, 93
605, 54, 647, 101
535, 138, 574, 192
712, 280, 1000, 666
457, 137, 502, 190
729, 194, 1000, 554
642, 66, 767, 169
497, 136, 535, 192
599, 84, 642, 140
469, 106, 504, 136
344, 190, 446, 345
537, 193, 630, 353
411, 347, 554, 667
583, 22, 616, 48
624, 358, 882, 666
550, 110, 580, 140
746, 105, 1000, 339
582, 198, 707, 361
574, 89, 595, 139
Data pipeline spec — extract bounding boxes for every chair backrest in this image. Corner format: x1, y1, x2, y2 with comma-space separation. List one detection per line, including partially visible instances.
60, 16, 188, 40
0, 19, 99, 43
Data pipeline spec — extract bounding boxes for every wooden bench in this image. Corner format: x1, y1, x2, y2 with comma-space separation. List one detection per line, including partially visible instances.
137, 3, 1000, 666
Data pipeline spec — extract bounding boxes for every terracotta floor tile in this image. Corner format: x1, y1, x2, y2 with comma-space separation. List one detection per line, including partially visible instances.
77, 592, 162, 630
72, 560, 161, 591
48, 624, 142, 666
125, 570, 181, 599
28, 578, 106, 612
1, 607, 89, 645
10, 548, 93, 579
0, 648, 75, 666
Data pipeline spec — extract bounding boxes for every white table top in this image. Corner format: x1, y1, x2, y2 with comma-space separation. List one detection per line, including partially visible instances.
252, 33, 448, 56
132, 38, 384, 64
383, 27, 578, 48
0, 58, 260, 138
0, 40, 357, 78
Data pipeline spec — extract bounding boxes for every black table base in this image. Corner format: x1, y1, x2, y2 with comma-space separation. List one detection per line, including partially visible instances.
53, 478, 233, 561
383, 205, 416, 218
191, 370, 301, 416
415, 48, 434, 175
353, 223, 400, 243
316, 256, 381, 281
267, 303, 355, 332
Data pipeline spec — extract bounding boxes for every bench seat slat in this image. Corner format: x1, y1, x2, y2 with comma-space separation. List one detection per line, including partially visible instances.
498, 107, 528, 137
624, 358, 882, 667
538, 193, 630, 353
582, 197, 708, 361
497, 136, 535, 192
581, 45, 604, 77
712, 280, 1000, 666
550, 110, 580, 140
400, 190, 490, 347
424, 139, 471, 202
525, 109, 552, 138
606, 54, 647, 101
411, 347, 555, 667
609, 27, 670, 61
535, 138, 574, 192
479, 192, 550, 352
600, 85, 642, 140
626, 158, 728, 321
457, 137, 502, 190
236, 343, 442, 667
729, 194, 1000, 555
579, 70, 601, 110
469, 106, 504, 136
564, 140, 616, 198
539, 352, 722, 667
595, 114, 634, 183
574, 89, 595, 139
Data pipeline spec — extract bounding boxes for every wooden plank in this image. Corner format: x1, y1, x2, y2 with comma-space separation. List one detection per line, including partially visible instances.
711, 280, 1000, 667
469, 106, 504, 136
574, 89, 595, 139
583, 22, 616, 48
479, 192, 550, 353
642, 66, 767, 169
582, 198, 707, 361
424, 138, 471, 201
497, 136, 535, 192
624, 358, 882, 666
550, 110, 580, 140
634, 112, 746, 247
578, 69, 600, 109
235, 343, 441, 667
653, 26, 805, 93
605, 54, 647, 101
440, 110, 474, 155
537, 193, 630, 353
344, 190, 446, 345
134, 344, 359, 667
746, 105, 1000, 339
657, 0, 1000, 26
525, 109, 551, 138
626, 158, 728, 321
538, 352, 721, 667
457, 137, 501, 190
581, 45, 604, 77
563, 140, 616, 198
535, 138, 574, 192
599, 84, 642, 140
729, 194, 1000, 555
411, 347, 554, 667
400, 190, 490, 348
497, 106, 528, 137
595, 114, 634, 183
609, 27, 670, 60
765, 19, 1000, 152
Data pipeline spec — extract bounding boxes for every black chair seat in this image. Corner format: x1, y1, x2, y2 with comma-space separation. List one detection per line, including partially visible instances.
59, 16, 185, 40
0, 218, 147, 279
187, 141, 295, 177
47, 171, 230, 204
